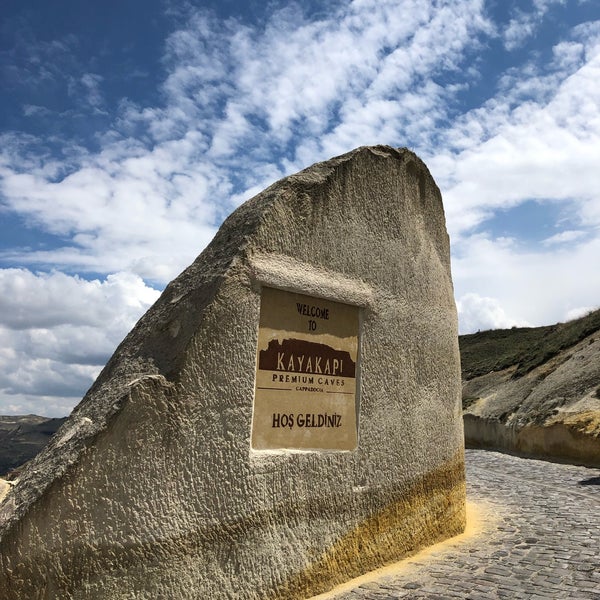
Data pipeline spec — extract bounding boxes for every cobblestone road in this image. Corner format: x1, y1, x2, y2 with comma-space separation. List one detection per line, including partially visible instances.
318, 449, 600, 599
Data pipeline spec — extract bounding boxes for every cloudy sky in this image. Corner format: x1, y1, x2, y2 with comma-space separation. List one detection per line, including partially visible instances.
1, 0, 599, 416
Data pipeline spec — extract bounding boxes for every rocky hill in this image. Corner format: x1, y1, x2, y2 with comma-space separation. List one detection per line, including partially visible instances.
460, 308, 600, 466
0, 415, 66, 477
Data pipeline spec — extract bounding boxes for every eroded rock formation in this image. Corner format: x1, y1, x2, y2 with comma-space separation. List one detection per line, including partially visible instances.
0, 146, 464, 599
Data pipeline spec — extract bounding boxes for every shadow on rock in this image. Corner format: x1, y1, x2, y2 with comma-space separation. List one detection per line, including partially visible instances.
578, 476, 600, 486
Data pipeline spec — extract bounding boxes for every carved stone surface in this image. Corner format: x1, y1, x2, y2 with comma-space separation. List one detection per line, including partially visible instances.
0, 146, 465, 599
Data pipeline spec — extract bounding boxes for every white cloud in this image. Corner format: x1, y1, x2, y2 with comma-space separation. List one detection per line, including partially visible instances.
0, 270, 159, 416
457, 293, 530, 333
428, 20, 600, 334
552, 41, 585, 70
429, 24, 600, 242
1, 1, 600, 415
502, 0, 567, 51
0, 134, 222, 282
0, 269, 158, 329
565, 305, 597, 321
504, 16, 536, 51
452, 234, 600, 333
542, 230, 586, 245
79, 73, 104, 109
0, 0, 494, 284
22, 104, 52, 118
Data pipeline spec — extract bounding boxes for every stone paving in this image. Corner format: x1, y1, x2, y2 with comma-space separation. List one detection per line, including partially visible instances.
319, 449, 600, 599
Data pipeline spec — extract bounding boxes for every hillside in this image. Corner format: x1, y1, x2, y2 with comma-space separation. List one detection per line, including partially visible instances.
0, 415, 67, 477
460, 308, 600, 466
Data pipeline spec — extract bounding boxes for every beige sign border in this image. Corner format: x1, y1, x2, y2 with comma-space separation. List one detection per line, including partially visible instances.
251, 286, 360, 451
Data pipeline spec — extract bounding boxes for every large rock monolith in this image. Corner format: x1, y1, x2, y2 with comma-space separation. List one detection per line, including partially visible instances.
0, 146, 465, 599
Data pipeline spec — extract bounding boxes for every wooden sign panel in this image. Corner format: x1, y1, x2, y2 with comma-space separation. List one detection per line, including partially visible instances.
251, 287, 359, 451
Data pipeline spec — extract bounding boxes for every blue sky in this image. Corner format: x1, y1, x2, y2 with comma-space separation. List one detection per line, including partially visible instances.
1, 0, 599, 416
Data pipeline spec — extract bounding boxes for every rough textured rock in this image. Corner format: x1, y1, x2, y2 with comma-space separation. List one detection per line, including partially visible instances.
462, 325, 600, 467
0, 146, 464, 600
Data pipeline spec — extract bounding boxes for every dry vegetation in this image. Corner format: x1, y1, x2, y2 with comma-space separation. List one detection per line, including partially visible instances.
459, 308, 600, 381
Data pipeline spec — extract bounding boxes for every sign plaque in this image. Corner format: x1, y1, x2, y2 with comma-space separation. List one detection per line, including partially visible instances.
251, 287, 360, 451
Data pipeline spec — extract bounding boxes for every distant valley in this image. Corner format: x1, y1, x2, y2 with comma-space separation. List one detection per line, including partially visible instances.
0, 415, 66, 477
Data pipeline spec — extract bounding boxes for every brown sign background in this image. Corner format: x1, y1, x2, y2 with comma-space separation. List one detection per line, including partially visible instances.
251, 286, 359, 451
